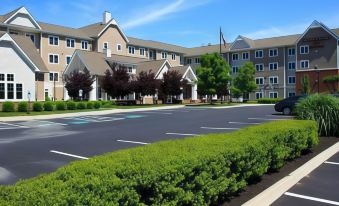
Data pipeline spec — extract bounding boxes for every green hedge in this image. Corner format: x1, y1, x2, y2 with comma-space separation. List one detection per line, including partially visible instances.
2, 101, 15, 112
257, 98, 283, 104
77, 102, 86, 110
66, 101, 76, 110
86, 102, 94, 109
56, 102, 66, 111
43, 102, 54, 111
32, 102, 43, 112
17, 102, 28, 112
0, 120, 318, 206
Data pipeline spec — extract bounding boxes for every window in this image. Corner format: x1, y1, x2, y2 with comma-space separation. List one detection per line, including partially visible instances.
0, 74, 4, 81
232, 53, 239, 61
256, 92, 263, 99
195, 58, 200, 64
269, 92, 278, 98
255, 77, 264, 85
255, 50, 263, 58
16, 83, 23, 99
288, 92, 296, 97
7, 74, 14, 81
103, 42, 109, 49
300, 45, 309, 54
255, 64, 264, 72
187, 58, 192, 64
49, 72, 59, 82
66, 38, 75, 48
128, 46, 135, 54
7, 83, 14, 99
161, 52, 167, 59
81, 41, 89, 50
288, 62, 296, 70
242, 52, 249, 60
269, 62, 278, 70
300, 60, 309, 69
140, 48, 145, 56
49, 54, 59, 64
48, 35, 59, 46
66, 56, 72, 65
269, 48, 278, 57
172, 53, 176, 61
117, 44, 122, 51
25, 33, 35, 43
288, 48, 295, 56
232, 66, 239, 74
127, 67, 133, 73
288, 76, 296, 84
269, 76, 278, 84
0, 83, 4, 99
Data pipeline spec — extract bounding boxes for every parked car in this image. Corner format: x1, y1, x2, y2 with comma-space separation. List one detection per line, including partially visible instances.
274, 95, 305, 115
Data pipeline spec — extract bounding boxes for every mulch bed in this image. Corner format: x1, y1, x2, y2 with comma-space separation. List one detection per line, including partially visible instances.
221, 136, 339, 206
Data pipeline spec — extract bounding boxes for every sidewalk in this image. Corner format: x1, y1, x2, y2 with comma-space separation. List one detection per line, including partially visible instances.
0, 105, 185, 122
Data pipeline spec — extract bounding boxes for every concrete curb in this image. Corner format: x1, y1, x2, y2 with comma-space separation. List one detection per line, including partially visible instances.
242, 141, 339, 206
0, 105, 185, 122
186, 104, 274, 109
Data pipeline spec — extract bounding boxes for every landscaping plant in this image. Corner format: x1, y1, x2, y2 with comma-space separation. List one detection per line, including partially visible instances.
86, 102, 94, 109
17, 102, 28, 112
257, 98, 283, 104
43, 102, 54, 111
66, 101, 76, 110
94, 101, 101, 109
2, 101, 15, 112
32, 102, 43, 112
77, 102, 86, 110
295, 94, 339, 137
56, 102, 66, 111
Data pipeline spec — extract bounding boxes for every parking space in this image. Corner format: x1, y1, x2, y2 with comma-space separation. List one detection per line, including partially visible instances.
0, 105, 294, 185
273, 152, 339, 206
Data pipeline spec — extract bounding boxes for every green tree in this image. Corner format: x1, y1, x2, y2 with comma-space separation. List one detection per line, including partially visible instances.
301, 75, 311, 95
232, 62, 257, 99
196, 53, 231, 103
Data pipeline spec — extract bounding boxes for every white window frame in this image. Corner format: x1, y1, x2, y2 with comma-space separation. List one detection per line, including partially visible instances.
300, 60, 309, 69
195, 57, 200, 64
172, 53, 176, 61
288, 61, 296, 70
288, 76, 296, 84
288, 48, 295, 56
15, 83, 23, 100
255, 50, 263, 58
232, 53, 239, 61
161, 52, 167, 59
81, 41, 89, 50
117, 44, 122, 52
65, 55, 72, 65
66, 38, 75, 48
49, 72, 59, 82
269, 48, 278, 57
269, 62, 278, 70
288, 92, 296, 97
0, 73, 5, 81
232, 66, 239, 74
255, 92, 263, 99
48, 53, 59, 64
300, 45, 309, 54
128, 46, 135, 54
103, 42, 109, 49
139, 48, 145, 56
187, 58, 192, 64
255, 64, 264, 72
6, 73, 15, 82
269, 76, 279, 85
255, 77, 264, 85
48, 35, 59, 46
242, 52, 249, 60
269, 92, 278, 98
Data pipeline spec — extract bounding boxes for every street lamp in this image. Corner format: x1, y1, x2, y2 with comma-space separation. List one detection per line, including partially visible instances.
27, 91, 31, 114
314, 65, 320, 93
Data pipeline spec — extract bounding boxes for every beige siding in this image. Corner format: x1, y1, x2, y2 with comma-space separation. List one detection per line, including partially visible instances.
97, 26, 127, 55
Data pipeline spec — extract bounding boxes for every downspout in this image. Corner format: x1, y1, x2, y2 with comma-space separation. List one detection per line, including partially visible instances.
283, 47, 286, 98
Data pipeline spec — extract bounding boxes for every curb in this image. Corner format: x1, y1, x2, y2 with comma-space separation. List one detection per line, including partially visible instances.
242, 141, 339, 206
185, 104, 274, 109
0, 105, 185, 122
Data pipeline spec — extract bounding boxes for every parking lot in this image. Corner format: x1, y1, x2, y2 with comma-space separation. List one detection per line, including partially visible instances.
0, 105, 292, 185
273, 152, 339, 206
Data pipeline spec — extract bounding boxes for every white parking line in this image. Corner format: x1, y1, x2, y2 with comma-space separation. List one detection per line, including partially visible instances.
117, 140, 150, 145
0, 122, 29, 128
285, 192, 339, 205
325, 161, 339, 165
39, 121, 68, 126
50, 150, 89, 160
201, 127, 239, 130
139, 112, 172, 115
248, 117, 288, 121
229, 122, 261, 125
165, 132, 200, 136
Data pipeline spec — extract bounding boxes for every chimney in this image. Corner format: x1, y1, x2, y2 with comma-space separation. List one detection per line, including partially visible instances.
104, 48, 111, 58
103, 11, 111, 24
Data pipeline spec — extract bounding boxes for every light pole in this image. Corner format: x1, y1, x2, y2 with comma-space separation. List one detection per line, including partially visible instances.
27, 91, 31, 114
315, 65, 320, 93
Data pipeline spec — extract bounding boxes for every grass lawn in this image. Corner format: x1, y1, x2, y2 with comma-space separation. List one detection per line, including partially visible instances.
0, 104, 179, 117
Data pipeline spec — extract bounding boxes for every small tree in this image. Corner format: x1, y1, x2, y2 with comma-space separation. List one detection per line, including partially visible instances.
132, 70, 159, 104
232, 62, 257, 99
301, 74, 311, 95
160, 70, 185, 103
64, 69, 94, 100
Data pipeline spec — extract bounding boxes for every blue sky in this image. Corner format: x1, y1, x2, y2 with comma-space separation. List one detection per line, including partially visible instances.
1, 0, 339, 47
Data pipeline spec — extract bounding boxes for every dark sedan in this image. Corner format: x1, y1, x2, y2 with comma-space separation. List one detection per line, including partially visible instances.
274, 95, 305, 115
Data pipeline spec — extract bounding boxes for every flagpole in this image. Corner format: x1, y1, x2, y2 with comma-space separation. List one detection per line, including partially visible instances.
219, 27, 222, 55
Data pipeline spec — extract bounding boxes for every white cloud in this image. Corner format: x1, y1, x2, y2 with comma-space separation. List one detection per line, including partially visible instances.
244, 23, 309, 39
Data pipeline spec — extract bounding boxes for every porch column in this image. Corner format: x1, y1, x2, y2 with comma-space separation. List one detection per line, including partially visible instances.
192, 84, 198, 100
89, 76, 97, 101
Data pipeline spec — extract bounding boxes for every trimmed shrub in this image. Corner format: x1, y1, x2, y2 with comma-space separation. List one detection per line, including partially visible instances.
295, 94, 339, 137
33, 102, 43, 112
0, 120, 318, 206
43, 102, 54, 111
66, 101, 76, 110
17, 102, 28, 112
2, 101, 14, 112
94, 101, 101, 109
77, 102, 86, 110
257, 98, 283, 104
86, 102, 94, 109
56, 102, 66, 111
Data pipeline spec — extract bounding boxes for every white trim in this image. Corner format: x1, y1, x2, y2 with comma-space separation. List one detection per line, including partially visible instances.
65, 55, 72, 65
49, 72, 60, 82
3, 7, 42, 29
300, 45, 309, 54
269, 48, 278, 57
154, 60, 172, 79
269, 62, 278, 70
65, 38, 75, 48
269, 76, 279, 84
288, 76, 296, 84
103, 41, 109, 49
97, 19, 129, 43
300, 60, 310, 69
116, 44, 122, 52
81, 40, 89, 50
283, 47, 286, 98
48, 53, 59, 64
229, 35, 252, 50
128, 46, 135, 54
269, 91, 278, 98
288, 47, 296, 56
255, 50, 264, 58
182, 65, 198, 81
139, 47, 145, 56
161, 51, 168, 59
288, 61, 296, 70
242, 51, 249, 60
172, 53, 177, 61
255, 92, 263, 99
255, 63, 264, 72
232, 53, 239, 61
255, 77, 264, 85
48, 35, 59, 46
295, 20, 338, 44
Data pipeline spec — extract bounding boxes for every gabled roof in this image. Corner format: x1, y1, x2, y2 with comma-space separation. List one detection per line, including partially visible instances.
39, 22, 92, 40
184, 43, 231, 57
2, 7, 41, 29
0, 31, 48, 72
171, 65, 198, 82
296, 20, 338, 44
0, 7, 21, 23
136, 59, 167, 75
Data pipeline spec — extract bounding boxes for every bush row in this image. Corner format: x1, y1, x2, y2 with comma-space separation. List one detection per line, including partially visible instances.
257, 98, 283, 104
0, 120, 318, 205
1, 101, 104, 112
